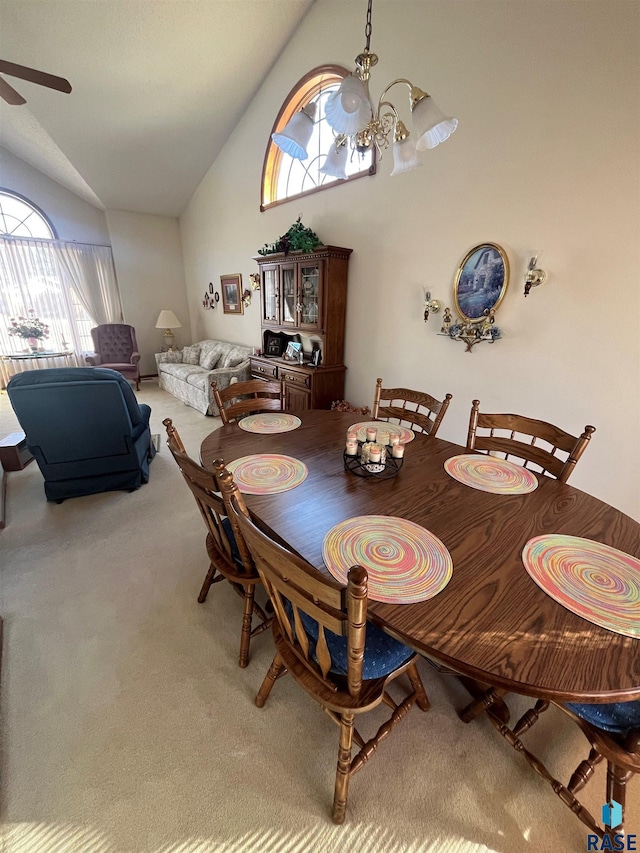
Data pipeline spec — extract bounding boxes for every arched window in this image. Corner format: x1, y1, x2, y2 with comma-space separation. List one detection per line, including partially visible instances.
261, 65, 375, 211
0, 189, 56, 238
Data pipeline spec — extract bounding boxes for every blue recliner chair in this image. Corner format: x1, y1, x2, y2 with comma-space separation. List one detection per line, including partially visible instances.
7, 367, 155, 502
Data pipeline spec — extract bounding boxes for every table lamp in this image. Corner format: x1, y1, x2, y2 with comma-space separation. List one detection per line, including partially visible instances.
155, 310, 182, 351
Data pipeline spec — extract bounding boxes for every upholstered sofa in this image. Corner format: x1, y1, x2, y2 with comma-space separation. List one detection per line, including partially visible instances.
155, 340, 252, 416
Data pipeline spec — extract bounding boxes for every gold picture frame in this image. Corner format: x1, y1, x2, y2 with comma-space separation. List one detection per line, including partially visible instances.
453, 243, 509, 324
220, 274, 244, 315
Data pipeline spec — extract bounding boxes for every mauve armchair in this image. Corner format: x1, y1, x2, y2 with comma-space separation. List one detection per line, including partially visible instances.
86, 324, 141, 390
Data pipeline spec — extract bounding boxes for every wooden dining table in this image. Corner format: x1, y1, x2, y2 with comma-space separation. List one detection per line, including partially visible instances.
200, 409, 640, 706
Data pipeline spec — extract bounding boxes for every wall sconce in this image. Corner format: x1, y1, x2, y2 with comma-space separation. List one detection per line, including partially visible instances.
423, 289, 442, 322
249, 273, 261, 291
524, 254, 547, 296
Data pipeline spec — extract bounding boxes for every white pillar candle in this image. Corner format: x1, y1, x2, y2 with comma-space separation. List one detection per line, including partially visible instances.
366, 427, 377, 442
345, 440, 358, 455
390, 434, 400, 447
392, 442, 405, 458
346, 431, 357, 442
368, 444, 382, 463
377, 429, 390, 446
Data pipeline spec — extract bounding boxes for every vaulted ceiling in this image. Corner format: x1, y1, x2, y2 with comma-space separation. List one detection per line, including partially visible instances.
0, 0, 314, 216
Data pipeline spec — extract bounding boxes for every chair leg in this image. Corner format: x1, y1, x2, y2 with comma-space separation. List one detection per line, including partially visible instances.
606, 761, 632, 833
406, 661, 431, 712
255, 652, 285, 708
238, 584, 256, 668
198, 562, 222, 603
332, 712, 355, 824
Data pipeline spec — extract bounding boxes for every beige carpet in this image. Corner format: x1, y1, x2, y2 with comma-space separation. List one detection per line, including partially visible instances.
0, 381, 636, 853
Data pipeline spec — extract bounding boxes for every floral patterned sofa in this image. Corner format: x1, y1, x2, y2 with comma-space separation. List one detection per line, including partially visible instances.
155, 339, 252, 416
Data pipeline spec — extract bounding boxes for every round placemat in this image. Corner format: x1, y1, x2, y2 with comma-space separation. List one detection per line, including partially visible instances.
227, 454, 308, 495
238, 413, 302, 434
322, 515, 453, 604
522, 535, 640, 639
444, 454, 538, 494
349, 421, 415, 444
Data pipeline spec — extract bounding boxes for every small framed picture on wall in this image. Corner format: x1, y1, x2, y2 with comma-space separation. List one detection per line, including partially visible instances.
220, 274, 244, 314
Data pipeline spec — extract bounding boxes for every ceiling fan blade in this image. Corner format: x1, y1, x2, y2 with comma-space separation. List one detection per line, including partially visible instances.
0, 60, 71, 93
0, 75, 27, 105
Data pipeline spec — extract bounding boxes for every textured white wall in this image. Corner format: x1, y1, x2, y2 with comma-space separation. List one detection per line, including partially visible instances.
0, 145, 110, 244
181, 0, 639, 521
105, 210, 191, 376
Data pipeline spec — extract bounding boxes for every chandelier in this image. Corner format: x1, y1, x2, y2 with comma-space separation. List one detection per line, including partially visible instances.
272, 0, 458, 178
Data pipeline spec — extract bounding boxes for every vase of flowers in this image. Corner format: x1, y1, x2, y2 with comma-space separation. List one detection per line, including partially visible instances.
8, 310, 50, 352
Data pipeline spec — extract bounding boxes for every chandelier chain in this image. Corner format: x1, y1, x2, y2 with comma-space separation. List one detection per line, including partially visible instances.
364, 0, 372, 52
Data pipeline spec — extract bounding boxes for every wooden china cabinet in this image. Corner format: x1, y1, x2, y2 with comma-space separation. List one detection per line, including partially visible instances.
250, 245, 352, 411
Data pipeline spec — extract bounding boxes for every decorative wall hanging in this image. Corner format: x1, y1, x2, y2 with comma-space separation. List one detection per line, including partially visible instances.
440, 242, 508, 352
220, 274, 244, 314
249, 273, 261, 290
203, 290, 215, 309
242, 288, 252, 308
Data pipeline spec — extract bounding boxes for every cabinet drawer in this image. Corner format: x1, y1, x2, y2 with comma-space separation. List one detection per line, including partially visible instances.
251, 359, 278, 380
280, 367, 310, 388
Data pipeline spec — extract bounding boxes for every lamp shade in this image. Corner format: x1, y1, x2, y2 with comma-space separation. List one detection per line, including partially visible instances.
390, 135, 421, 176
155, 310, 182, 329
324, 75, 372, 135
411, 94, 458, 151
272, 103, 317, 161
319, 139, 348, 180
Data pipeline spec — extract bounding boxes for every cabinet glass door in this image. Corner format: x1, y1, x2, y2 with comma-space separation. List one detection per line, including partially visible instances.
281, 264, 297, 326
262, 266, 279, 323
299, 262, 320, 329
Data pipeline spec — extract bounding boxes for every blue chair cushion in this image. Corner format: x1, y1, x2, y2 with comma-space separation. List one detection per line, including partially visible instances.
221, 516, 242, 565
566, 700, 640, 736
285, 603, 414, 680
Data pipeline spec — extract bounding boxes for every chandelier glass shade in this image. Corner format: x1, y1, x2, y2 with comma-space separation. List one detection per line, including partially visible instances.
272, 0, 457, 177
271, 102, 317, 160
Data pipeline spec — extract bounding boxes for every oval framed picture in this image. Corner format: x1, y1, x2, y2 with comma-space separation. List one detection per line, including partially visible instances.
453, 242, 509, 323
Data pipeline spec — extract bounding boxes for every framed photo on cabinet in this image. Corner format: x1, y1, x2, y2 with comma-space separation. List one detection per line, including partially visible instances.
220, 274, 243, 314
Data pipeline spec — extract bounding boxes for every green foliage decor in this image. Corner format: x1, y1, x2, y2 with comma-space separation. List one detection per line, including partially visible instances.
258, 216, 322, 256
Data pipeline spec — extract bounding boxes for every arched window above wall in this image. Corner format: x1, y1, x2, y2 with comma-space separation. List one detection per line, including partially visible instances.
0, 189, 56, 238
261, 65, 375, 211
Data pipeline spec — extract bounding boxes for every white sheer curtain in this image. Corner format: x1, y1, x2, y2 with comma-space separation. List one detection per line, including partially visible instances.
55, 242, 123, 326
0, 237, 123, 358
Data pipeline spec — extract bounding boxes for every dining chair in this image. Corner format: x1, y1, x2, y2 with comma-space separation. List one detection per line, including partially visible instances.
163, 418, 270, 667
459, 401, 597, 723
475, 695, 640, 838
212, 378, 285, 426
372, 378, 452, 437
466, 399, 596, 483
218, 464, 431, 824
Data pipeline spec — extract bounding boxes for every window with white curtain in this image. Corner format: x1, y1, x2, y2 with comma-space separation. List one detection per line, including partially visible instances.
0, 191, 123, 358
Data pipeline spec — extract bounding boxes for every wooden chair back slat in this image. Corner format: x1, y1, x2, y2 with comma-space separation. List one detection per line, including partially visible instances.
212, 378, 285, 425
220, 471, 370, 694
164, 418, 236, 565
466, 400, 595, 483
372, 378, 452, 437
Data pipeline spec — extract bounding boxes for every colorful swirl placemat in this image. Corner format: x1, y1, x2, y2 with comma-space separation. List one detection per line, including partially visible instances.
227, 454, 308, 495
322, 515, 453, 604
349, 421, 415, 444
444, 454, 538, 494
238, 413, 302, 434
522, 535, 640, 639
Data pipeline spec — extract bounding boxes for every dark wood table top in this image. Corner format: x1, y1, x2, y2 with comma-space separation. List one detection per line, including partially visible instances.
201, 410, 640, 704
